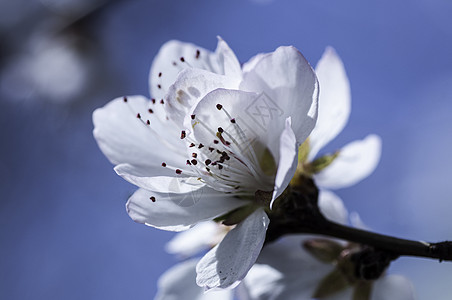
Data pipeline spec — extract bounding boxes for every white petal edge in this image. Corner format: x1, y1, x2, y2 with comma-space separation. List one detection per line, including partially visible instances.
149, 40, 215, 101
241, 264, 285, 300
318, 190, 348, 225
196, 208, 269, 290
215, 36, 242, 79
371, 275, 416, 300
149, 38, 241, 101
309, 47, 351, 160
93, 95, 185, 169
155, 259, 233, 300
165, 222, 224, 257
164, 68, 240, 128
115, 165, 203, 195
126, 188, 246, 232
271, 117, 298, 208
314, 134, 382, 189
240, 45, 319, 145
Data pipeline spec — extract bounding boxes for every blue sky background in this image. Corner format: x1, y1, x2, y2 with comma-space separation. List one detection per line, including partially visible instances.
1, 0, 452, 299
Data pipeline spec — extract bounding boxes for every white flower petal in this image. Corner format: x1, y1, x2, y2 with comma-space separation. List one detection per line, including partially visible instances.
271, 117, 298, 208
240, 46, 319, 144
246, 236, 334, 300
93, 95, 185, 169
309, 47, 351, 160
314, 134, 382, 189
155, 259, 233, 300
115, 166, 204, 194
349, 211, 370, 230
191, 88, 289, 167
241, 52, 266, 74
241, 264, 285, 300
126, 188, 246, 232
318, 190, 348, 225
371, 275, 416, 300
149, 38, 240, 101
196, 208, 269, 290
214, 37, 242, 79
165, 222, 223, 257
165, 68, 239, 127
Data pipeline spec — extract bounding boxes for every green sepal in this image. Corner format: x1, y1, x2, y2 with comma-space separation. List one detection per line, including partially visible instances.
214, 204, 258, 226
307, 151, 340, 175
259, 147, 277, 176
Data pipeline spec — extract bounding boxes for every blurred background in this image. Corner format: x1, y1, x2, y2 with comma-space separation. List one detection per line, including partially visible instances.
1, 0, 452, 299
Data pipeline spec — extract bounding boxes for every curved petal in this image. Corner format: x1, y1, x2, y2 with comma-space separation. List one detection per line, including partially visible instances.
115, 166, 204, 194
309, 47, 351, 160
149, 38, 240, 101
214, 36, 242, 79
196, 208, 269, 290
165, 222, 224, 257
126, 188, 246, 231
190, 88, 288, 167
271, 117, 298, 208
93, 95, 185, 169
165, 68, 239, 127
241, 264, 285, 300
318, 190, 348, 225
155, 259, 233, 300
240, 46, 319, 144
241, 52, 266, 74
247, 236, 335, 300
314, 134, 382, 189
371, 275, 416, 300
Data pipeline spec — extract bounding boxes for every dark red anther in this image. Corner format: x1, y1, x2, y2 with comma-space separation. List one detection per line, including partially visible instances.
198, 143, 204, 149
208, 147, 215, 152
181, 131, 186, 139
186, 160, 192, 165
146, 120, 150, 125
216, 104, 223, 110
161, 162, 167, 167
213, 140, 219, 144
180, 57, 185, 62
175, 169, 182, 174
230, 118, 236, 123
157, 84, 161, 89
191, 159, 198, 165
196, 49, 200, 59
151, 98, 156, 104
123, 96, 128, 102
192, 153, 197, 158
148, 109, 153, 113
191, 114, 196, 120
158, 72, 162, 77
136, 113, 141, 119
218, 164, 223, 170
218, 127, 224, 133
189, 143, 196, 148
150, 196, 156, 202
160, 99, 164, 104
205, 159, 211, 165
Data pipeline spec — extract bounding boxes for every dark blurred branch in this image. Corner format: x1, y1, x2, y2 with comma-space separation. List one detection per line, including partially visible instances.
267, 177, 452, 263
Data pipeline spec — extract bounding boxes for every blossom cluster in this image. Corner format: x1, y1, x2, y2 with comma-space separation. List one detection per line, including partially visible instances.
93, 38, 415, 299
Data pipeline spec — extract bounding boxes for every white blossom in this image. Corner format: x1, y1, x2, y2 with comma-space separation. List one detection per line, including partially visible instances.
307, 47, 382, 190
93, 37, 319, 290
